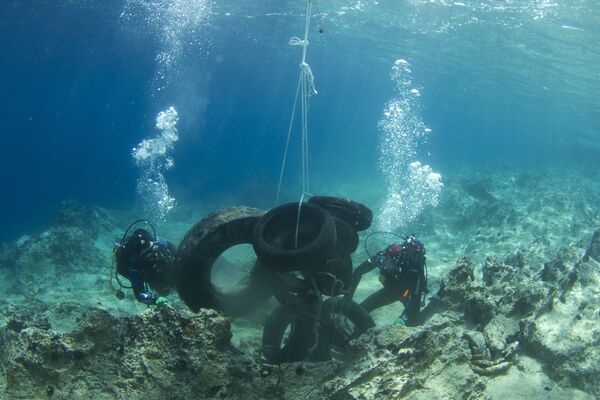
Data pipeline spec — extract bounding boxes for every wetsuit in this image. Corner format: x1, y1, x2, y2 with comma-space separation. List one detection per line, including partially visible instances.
349, 238, 427, 326
116, 229, 176, 305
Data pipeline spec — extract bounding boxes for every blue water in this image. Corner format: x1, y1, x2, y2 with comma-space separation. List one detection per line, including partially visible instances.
1, 0, 599, 241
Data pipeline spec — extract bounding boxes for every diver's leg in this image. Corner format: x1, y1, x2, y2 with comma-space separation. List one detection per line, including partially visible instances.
360, 286, 400, 313
403, 291, 422, 326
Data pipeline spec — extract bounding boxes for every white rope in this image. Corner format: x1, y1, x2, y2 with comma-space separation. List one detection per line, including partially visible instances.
294, 192, 305, 249
301, 73, 309, 194
276, 0, 317, 206
275, 72, 302, 205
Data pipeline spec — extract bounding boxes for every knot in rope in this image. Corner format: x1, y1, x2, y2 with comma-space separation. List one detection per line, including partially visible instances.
275, 0, 317, 206
289, 37, 309, 48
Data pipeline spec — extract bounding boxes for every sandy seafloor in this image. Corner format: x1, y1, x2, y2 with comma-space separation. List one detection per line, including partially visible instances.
1, 163, 600, 398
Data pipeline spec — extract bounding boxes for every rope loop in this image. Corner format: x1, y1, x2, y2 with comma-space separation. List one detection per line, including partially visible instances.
289, 37, 309, 48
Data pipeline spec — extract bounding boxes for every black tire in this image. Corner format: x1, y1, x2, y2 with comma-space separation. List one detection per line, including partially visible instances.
271, 273, 311, 306
253, 202, 337, 272
309, 196, 373, 232
334, 217, 359, 255
175, 206, 274, 316
262, 298, 374, 364
261, 305, 317, 364
321, 297, 375, 347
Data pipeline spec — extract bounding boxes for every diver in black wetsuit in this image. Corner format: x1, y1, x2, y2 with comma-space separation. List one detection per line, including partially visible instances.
113, 224, 177, 305
348, 236, 427, 326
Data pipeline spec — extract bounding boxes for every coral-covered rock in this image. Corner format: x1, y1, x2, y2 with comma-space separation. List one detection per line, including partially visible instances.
0, 226, 102, 273
438, 257, 495, 326
438, 256, 476, 305
0, 306, 272, 399
522, 258, 600, 397
483, 315, 519, 357
483, 257, 516, 287
53, 200, 114, 237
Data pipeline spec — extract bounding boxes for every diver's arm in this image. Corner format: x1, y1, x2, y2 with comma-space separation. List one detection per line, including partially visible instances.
346, 256, 380, 300
347, 247, 390, 298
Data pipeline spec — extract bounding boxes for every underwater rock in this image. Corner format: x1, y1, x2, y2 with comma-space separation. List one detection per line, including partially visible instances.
483, 257, 516, 287
541, 257, 571, 284
427, 235, 599, 397
318, 319, 485, 399
0, 225, 102, 273
463, 330, 491, 360
483, 315, 519, 357
0, 203, 119, 307
439, 256, 476, 296
438, 257, 495, 326
0, 301, 52, 332
0, 306, 276, 399
482, 256, 546, 317
522, 256, 600, 397
53, 200, 114, 237
0, 202, 114, 274
583, 226, 600, 262
432, 236, 599, 396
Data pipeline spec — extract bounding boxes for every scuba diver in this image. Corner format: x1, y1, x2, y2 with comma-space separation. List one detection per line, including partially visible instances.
347, 235, 427, 326
111, 220, 177, 305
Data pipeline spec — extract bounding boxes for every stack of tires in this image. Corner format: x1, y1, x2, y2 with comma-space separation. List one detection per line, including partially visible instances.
175, 196, 375, 364
252, 197, 373, 295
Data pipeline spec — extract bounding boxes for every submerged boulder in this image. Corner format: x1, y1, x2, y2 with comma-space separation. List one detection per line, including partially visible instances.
522, 257, 600, 397
437, 257, 495, 326
0, 306, 269, 399
424, 237, 600, 398
53, 200, 115, 237
0, 201, 113, 274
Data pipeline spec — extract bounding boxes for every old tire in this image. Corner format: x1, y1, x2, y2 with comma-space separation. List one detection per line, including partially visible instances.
321, 297, 375, 347
252, 202, 337, 272
262, 297, 374, 364
334, 217, 359, 255
175, 206, 273, 317
309, 196, 373, 232
262, 303, 331, 364
261, 305, 316, 364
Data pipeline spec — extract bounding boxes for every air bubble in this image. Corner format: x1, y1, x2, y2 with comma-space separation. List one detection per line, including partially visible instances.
377, 60, 443, 232
132, 107, 179, 222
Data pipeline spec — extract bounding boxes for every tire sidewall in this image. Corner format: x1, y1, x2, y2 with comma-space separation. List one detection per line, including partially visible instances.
253, 202, 337, 271
309, 196, 373, 232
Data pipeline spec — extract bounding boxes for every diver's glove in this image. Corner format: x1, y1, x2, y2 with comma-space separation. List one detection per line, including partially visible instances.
138, 291, 161, 305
